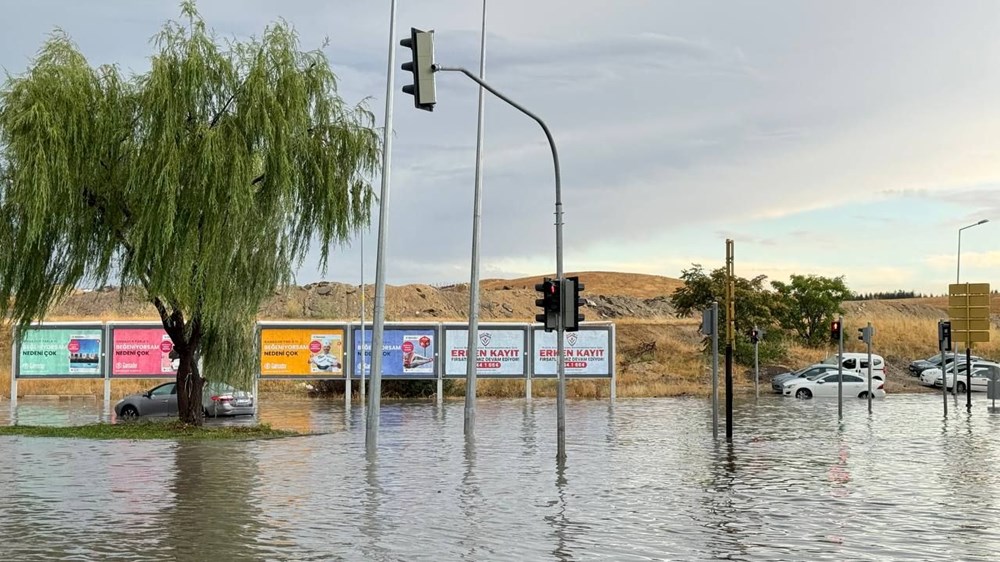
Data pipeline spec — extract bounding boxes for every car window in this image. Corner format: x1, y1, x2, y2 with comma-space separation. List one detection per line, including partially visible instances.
843, 359, 856, 369
860, 360, 869, 368
151, 383, 176, 397
875, 358, 883, 367
843, 375, 863, 383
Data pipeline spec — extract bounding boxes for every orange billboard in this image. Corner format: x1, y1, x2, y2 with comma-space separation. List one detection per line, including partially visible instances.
260, 327, 345, 377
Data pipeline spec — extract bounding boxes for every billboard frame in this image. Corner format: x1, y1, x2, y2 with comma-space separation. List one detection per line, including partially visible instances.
257, 321, 350, 381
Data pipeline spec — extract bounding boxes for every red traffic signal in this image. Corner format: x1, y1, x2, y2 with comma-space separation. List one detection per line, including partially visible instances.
830, 320, 842, 342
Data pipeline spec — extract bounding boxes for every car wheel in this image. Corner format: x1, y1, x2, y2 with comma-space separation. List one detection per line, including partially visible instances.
795, 388, 812, 399
119, 405, 139, 420
859, 391, 870, 399
957, 381, 967, 393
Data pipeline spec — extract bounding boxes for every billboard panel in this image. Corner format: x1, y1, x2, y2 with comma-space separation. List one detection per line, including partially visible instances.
17, 325, 104, 378
110, 325, 177, 378
532, 326, 613, 378
260, 327, 346, 378
444, 326, 527, 377
352, 326, 437, 379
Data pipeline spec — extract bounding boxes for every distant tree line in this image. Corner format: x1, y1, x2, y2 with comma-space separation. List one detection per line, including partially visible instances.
852, 290, 927, 300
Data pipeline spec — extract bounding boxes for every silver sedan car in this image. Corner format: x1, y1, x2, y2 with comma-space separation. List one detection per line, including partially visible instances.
114, 381, 254, 420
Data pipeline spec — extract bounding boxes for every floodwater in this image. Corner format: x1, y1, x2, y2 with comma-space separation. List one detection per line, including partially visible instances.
2, 392, 1000, 560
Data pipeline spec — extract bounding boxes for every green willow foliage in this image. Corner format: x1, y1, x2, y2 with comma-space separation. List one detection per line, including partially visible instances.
0, 4, 380, 395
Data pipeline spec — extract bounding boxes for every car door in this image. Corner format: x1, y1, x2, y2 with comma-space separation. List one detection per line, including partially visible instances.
971, 367, 991, 392
812, 373, 840, 397
145, 383, 176, 416
842, 374, 867, 396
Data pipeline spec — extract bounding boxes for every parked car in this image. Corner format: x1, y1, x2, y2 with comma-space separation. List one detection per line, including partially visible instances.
909, 354, 982, 376
821, 353, 886, 379
771, 364, 877, 393
782, 371, 885, 399
202, 381, 255, 417
114, 381, 254, 420
919, 361, 1000, 393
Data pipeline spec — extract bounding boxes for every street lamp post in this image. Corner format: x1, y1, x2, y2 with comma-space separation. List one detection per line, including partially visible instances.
953, 219, 989, 397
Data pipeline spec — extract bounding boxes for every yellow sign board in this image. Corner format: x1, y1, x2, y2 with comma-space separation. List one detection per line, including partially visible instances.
948, 294, 991, 308
949, 283, 991, 295
950, 319, 992, 331
948, 306, 991, 320
951, 330, 992, 344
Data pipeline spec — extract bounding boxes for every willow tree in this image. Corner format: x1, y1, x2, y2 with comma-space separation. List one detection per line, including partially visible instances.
0, 3, 379, 424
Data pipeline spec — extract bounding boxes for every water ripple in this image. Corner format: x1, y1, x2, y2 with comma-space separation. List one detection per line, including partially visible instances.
3, 394, 1000, 559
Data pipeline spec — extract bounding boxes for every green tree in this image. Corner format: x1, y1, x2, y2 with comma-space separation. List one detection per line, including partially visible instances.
670, 264, 783, 364
0, 3, 380, 424
770, 274, 851, 347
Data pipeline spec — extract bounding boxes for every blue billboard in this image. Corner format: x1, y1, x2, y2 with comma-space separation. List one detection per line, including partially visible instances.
352, 326, 437, 379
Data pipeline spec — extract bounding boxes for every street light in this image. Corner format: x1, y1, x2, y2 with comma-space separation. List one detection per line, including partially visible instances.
957, 219, 989, 284
952, 218, 988, 397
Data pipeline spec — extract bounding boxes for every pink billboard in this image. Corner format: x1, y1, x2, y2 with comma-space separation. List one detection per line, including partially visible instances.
110, 326, 177, 378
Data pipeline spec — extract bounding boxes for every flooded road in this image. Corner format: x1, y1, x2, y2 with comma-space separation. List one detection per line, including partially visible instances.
2, 394, 1000, 560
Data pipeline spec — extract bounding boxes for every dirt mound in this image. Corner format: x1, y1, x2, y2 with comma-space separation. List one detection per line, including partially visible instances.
46, 272, 682, 323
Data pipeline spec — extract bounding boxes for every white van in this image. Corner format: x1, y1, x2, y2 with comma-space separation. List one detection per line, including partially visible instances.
822, 353, 886, 379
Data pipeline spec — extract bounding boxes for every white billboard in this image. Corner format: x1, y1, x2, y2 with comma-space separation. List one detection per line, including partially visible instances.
444, 326, 527, 377
532, 327, 612, 377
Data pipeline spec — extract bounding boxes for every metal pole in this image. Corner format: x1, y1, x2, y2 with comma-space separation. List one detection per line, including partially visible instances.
866, 322, 873, 414
433, 65, 565, 460
464, 0, 489, 439
941, 323, 948, 416
9, 326, 17, 403
366, 0, 399, 450
837, 315, 844, 421
711, 302, 719, 440
360, 233, 366, 403
967, 346, 973, 411
953, 227, 960, 397
753, 326, 759, 399
725, 343, 733, 443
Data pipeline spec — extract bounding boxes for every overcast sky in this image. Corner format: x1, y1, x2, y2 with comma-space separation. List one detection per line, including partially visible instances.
2, 1, 998, 295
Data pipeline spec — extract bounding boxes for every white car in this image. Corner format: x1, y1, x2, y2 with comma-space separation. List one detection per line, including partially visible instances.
783, 372, 885, 400
919, 361, 1000, 393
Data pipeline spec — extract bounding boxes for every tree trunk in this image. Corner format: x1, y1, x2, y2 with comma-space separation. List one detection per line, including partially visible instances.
153, 297, 204, 426
176, 343, 204, 425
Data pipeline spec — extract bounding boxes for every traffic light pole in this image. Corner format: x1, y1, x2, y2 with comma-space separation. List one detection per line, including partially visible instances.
837, 315, 844, 421
753, 327, 759, 399
366, 0, 400, 452
433, 65, 568, 461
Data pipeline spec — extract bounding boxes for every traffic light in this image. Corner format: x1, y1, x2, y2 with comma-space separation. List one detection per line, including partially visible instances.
534, 278, 560, 332
830, 320, 841, 342
400, 28, 437, 111
858, 326, 875, 344
939, 321, 952, 351
562, 276, 586, 332
750, 329, 759, 344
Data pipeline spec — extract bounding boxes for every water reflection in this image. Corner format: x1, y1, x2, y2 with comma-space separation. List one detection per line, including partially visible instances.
6, 395, 1000, 559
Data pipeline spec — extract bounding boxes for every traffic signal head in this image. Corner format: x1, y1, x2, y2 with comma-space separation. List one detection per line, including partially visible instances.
400, 28, 437, 111
562, 277, 586, 332
534, 278, 559, 332
858, 328, 864, 342
830, 320, 841, 342
750, 329, 759, 344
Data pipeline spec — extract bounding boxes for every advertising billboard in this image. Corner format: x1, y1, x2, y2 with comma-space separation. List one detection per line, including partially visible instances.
352, 325, 437, 379
259, 326, 346, 378
444, 326, 527, 377
532, 327, 613, 377
16, 325, 104, 378
110, 325, 177, 378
